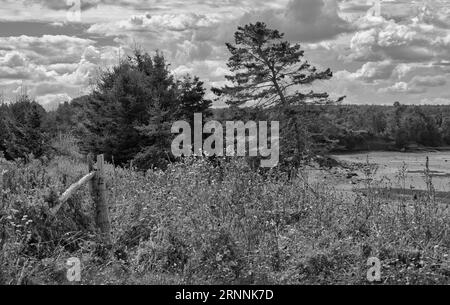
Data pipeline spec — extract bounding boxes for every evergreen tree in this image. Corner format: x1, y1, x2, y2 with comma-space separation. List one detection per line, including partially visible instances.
176, 75, 212, 124
76, 50, 178, 164
75, 49, 212, 169
0, 95, 49, 160
213, 22, 343, 168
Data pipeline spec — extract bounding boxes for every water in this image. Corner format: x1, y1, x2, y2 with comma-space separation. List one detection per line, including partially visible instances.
332, 151, 450, 192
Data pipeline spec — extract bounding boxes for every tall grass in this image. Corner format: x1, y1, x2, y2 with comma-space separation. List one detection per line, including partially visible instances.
0, 152, 449, 284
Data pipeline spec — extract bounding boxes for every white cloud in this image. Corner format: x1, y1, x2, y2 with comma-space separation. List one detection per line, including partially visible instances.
378, 82, 426, 95
0, 35, 96, 65
236, 0, 352, 43
346, 60, 396, 82
346, 13, 450, 63
36, 93, 72, 110
410, 75, 447, 87
0, 51, 28, 68
378, 75, 447, 95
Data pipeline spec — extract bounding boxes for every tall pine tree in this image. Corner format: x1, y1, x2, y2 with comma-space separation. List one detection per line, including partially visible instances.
213, 22, 344, 169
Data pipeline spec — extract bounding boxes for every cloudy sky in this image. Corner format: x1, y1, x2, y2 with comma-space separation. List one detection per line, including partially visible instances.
0, 0, 449, 109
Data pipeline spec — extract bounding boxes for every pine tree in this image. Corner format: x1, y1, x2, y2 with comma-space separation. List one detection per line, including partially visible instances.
0, 95, 49, 160
176, 75, 212, 124
134, 75, 212, 169
213, 22, 344, 168
75, 49, 212, 169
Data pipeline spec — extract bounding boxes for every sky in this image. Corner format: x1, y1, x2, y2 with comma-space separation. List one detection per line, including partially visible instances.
0, 0, 449, 109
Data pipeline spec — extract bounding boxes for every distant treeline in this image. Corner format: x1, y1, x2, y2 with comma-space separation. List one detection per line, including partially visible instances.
2, 93, 450, 167
213, 102, 450, 152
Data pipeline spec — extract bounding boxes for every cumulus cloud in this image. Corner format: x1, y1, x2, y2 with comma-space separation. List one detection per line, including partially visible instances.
378, 75, 447, 95
0, 33, 120, 106
0, 35, 96, 65
36, 93, 72, 110
174, 40, 214, 62
235, 0, 352, 43
378, 82, 426, 95
24, 0, 101, 11
328, 1, 450, 104
345, 12, 450, 64
345, 60, 396, 82
87, 12, 219, 35
1, 51, 28, 67
410, 75, 447, 87
173, 60, 229, 81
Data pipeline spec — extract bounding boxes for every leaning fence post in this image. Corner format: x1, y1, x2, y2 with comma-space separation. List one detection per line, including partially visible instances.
90, 154, 111, 245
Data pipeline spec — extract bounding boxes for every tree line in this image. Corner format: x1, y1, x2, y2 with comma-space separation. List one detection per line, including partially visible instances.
2, 22, 450, 170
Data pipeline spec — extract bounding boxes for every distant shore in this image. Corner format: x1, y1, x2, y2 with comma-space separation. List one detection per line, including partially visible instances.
331, 145, 450, 156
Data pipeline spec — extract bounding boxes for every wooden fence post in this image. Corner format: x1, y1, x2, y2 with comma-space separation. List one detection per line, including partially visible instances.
89, 154, 111, 245
0, 168, 4, 210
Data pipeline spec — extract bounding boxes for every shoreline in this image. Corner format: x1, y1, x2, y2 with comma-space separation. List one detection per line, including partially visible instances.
331, 146, 450, 156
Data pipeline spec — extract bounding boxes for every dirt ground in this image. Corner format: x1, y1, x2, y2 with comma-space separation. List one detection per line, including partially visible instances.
331, 151, 450, 192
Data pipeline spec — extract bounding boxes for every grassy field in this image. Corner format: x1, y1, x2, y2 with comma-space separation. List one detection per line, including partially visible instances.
0, 147, 449, 285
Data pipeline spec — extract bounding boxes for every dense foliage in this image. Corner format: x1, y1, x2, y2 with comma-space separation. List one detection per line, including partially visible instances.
72, 50, 211, 170
0, 95, 50, 160
321, 103, 448, 150
214, 103, 450, 153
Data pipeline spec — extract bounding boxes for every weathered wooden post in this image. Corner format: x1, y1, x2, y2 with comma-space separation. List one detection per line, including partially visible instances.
89, 154, 111, 244
49, 154, 112, 246
0, 168, 4, 210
